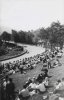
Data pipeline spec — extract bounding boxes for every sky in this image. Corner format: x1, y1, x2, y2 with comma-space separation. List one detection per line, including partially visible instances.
0, 0, 64, 32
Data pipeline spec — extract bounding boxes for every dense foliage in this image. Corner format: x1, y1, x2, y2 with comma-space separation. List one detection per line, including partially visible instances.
0, 30, 35, 44
11, 30, 34, 44
38, 21, 64, 49
0, 42, 7, 56
0, 21, 64, 50
0, 31, 11, 41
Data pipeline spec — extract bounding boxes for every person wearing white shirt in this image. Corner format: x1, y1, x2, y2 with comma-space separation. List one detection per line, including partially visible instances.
29, 83, 37, 89
3, 79, 7, 88
36, 82, 46, 92
54, 79, 62, 93
54, 80, 62, 90
29, 78, 37, 90
43, 77, 49, 87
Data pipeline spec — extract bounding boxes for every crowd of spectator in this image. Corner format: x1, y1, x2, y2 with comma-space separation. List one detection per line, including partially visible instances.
0, 48, 63, 100
0, 48, 62, 75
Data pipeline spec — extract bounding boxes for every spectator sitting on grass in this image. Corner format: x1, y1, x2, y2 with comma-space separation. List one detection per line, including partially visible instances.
43, 77, 49, 88
23, 77, 32, 88
36, 80, 46, 93
57, 78, 64, 90
44, 69, 48, 77
28, 77, 37, 90
53, 79, 62, 93
18, 86, 30, 100
35, 77, 49, 93
36, 73, 45, 83
52, 79, 64, 96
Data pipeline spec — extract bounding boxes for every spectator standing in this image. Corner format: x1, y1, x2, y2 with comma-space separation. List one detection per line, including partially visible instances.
6, 78, 15, 100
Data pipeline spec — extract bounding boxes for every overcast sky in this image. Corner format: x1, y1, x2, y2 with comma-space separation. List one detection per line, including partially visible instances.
0, 0, 64, 31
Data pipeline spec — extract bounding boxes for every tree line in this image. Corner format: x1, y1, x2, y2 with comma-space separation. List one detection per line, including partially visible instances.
0, 30, 35, 44
0, 21, 64, 50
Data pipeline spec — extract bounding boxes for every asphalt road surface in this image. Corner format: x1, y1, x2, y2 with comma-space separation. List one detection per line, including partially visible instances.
1, 44, 45, 64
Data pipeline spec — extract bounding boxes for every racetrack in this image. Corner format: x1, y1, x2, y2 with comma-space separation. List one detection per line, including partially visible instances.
1, 44, 45, 64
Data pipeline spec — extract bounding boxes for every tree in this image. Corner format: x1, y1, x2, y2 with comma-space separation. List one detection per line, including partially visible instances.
37, 21, 64, 50
26, 31, 34, 44
0, 39, 2, 47
50, 21, 64, 49
1, 31, 11, 41
11, 30, 20, 43
38, 28, 48, 40
18, 31, 26, 43
18, 30, 34, 44
0, 42, 7, 56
